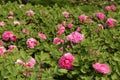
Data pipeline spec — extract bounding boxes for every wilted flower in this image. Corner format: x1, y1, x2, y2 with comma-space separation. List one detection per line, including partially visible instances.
58, 53, 75, 69
66, 31, 84, 43
2, 31, 17, 41
93, 63, 110, 74
106, 18, 116, 27
26, 38, 37, 49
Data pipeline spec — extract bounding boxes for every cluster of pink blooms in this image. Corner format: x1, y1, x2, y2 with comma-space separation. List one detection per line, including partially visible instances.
15, 57, 36, 68
57, 24, 65, 35
26, 10, 35, 16
53, 37, 64, 45
26, 38, 37, 49
106, 18, 116, 27
38, 33, 47, 40
0, 45, 17, 55
93, 63, 110, 74
58, 53, 75, 69
105, 5, 116, 11
2, 31, 17, 41
96, 12, 105, 21
66, 31, 84, 44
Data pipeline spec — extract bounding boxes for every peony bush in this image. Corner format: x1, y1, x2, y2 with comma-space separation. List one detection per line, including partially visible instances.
0, 1, 120, 80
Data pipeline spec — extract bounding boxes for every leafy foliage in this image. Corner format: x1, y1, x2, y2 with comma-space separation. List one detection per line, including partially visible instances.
0, 1, 120, 80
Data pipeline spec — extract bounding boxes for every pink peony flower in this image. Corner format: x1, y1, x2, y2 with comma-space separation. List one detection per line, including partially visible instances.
26, 57, 36, 68
0, 46, 6, 55
86, 18, 93, 23
26, 38, 37, 49
76, 27, 82, 32
106, 18, 116, 27
58, 53, 75, 69
0, 21, 6, 27
105, 5, 116, 11
15, 59, 26, 66
105, 6, 111, 11
62, 11, 70, 18
7, 45, 17, 52
13, 21, 21, 25
2, 31, 13, 41
66, 31, 84, 44
26, 10, 35, 17
57, 24, 65, 35
96, 12, 105, 21
10, 35, 17, 42
8, 16, 13, 20
0, 40, 4, 45
15, 57, 36, 68
9, 11, 14, 16
110, 5, 116, 11
67, 23, 73, 28
53, 37, 64, 45
38, 33, 47, 40
93, 63, 110, 74
79, 14, 87, 23
22, 29, 29, 35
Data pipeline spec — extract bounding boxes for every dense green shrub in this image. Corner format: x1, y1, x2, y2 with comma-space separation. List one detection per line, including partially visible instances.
0, 1, 120, 80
